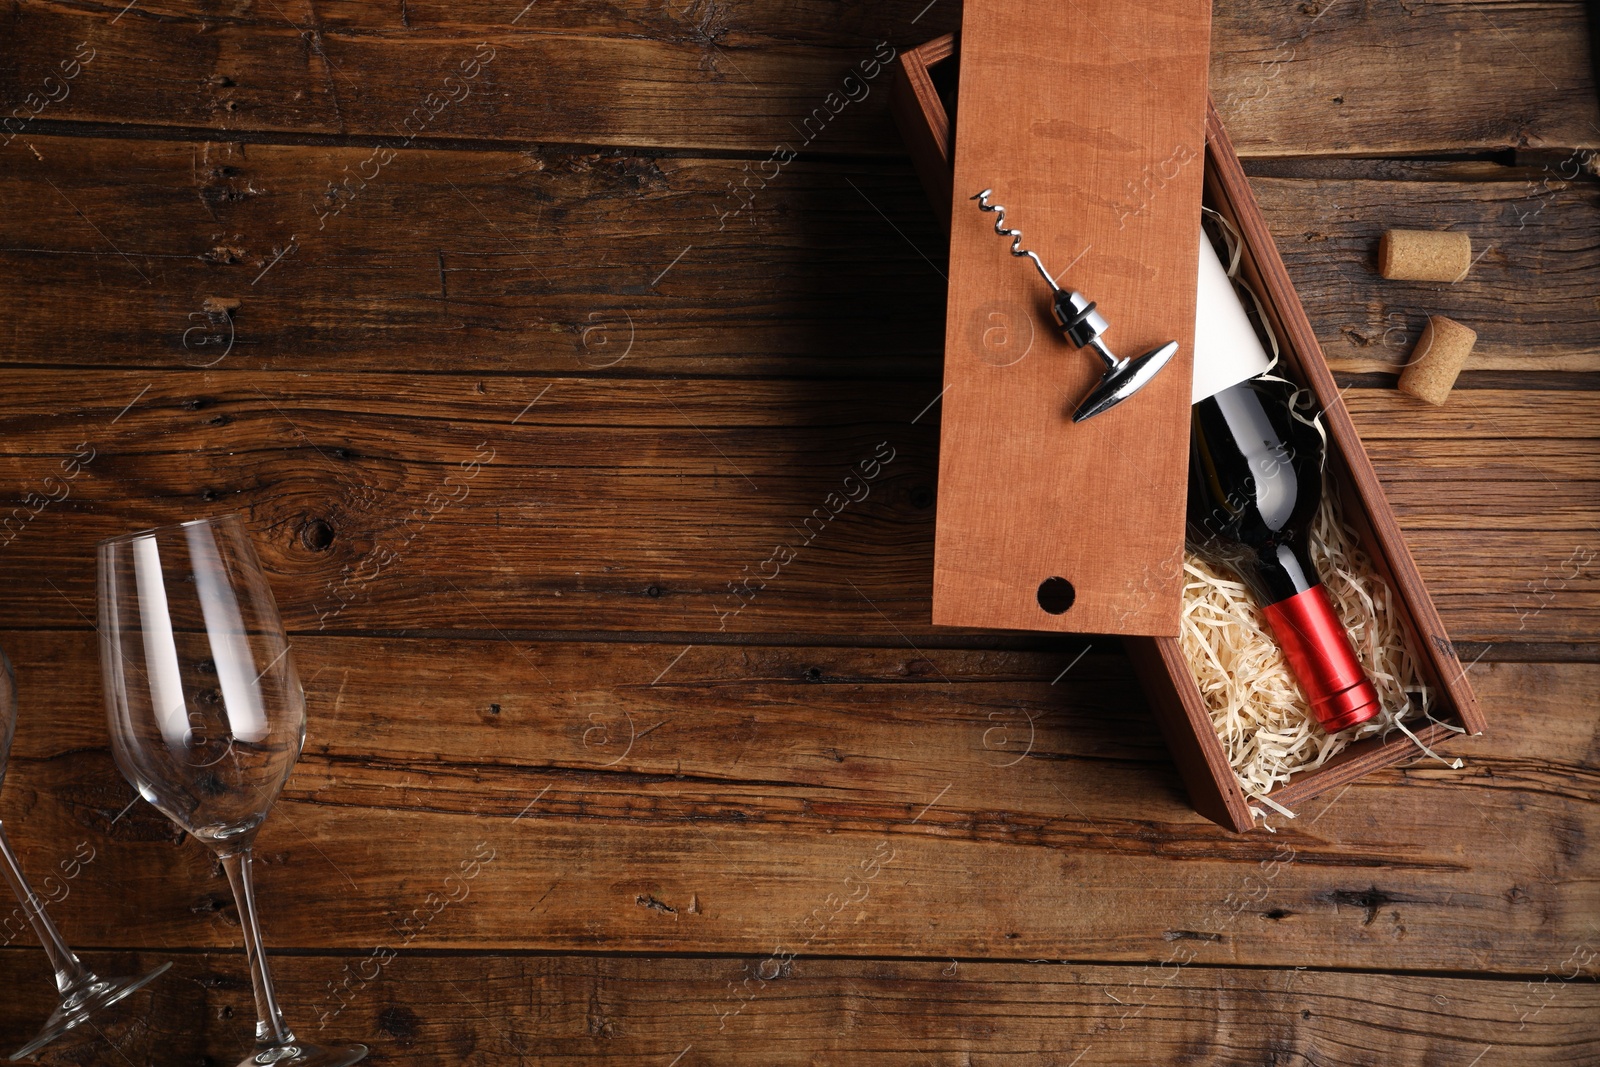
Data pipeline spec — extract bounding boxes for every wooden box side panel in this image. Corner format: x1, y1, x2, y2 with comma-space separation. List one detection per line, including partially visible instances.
1269, 722, 1457, 811
934, 0, 1212, 638
890, 35, 955, 234
1201, 103, 1484, 736
1128, 637, 1254, 832
1199, 107, 1483, 816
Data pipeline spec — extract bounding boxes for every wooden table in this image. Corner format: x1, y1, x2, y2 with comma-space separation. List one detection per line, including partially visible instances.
1, 2, 1597, 1063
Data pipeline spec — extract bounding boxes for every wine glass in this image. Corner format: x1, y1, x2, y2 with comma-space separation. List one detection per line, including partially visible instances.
97, 514, 367, 1067
0, 644, 171, 1062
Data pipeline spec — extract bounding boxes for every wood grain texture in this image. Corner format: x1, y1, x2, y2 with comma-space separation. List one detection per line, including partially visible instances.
1257, 175, 1600, 374
0, 136, 953, 380
3, 137, 1594, 382
1209, 0, 1600, 157
0, 0, 1594, 156
934, 0, 1209, 637
0, 632, 1593, 978
0, 0, 933, 154
0, 0, 1595, 1056
2, 950, 1596, 1066
0, 373, 1590, 648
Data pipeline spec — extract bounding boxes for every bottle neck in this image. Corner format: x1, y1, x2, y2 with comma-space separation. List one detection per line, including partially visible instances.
1238, 540, 1320, 606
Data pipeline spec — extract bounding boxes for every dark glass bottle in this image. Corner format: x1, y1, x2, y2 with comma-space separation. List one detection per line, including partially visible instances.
1187, 376, 1380, 732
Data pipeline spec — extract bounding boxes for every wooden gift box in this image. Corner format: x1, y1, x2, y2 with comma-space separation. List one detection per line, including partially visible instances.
892, 34, 1486, 832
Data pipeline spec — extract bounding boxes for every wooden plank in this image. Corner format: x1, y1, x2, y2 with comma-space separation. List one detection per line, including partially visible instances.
0, 373, 1590, 647
0, 1, 928, 155
1342, 391, 1600, 441
1210, 0, 1599, 157
933, 0, 1208, 638
1, 951, 1596, 1065
0, 0, 1593, 156
0, 633, 1593, 976
1, 138, 1595, 379
0, 138, 951, 380
1342, 390, 1600, 649
1254, 175, 1600, 374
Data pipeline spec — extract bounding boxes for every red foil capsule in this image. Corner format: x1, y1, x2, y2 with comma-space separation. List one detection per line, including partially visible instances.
1260, 585, 1382, 732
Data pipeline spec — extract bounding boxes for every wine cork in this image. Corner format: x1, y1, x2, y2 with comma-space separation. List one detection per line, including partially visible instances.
1399, 315, 1476, 405
1378, 229, 1473, 282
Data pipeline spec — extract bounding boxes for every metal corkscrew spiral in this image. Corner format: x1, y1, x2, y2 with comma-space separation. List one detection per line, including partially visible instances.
970, 189, 1179, 423
972, 189, 1058, 292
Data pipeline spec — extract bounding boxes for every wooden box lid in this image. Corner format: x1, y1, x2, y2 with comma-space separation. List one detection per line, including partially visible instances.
935, 0, 1213, 637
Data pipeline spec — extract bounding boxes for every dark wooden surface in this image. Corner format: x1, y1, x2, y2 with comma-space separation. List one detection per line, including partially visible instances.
1, 1, 1597, 1063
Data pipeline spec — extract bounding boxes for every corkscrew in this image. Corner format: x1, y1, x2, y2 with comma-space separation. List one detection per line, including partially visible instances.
972, 190, 1178, 422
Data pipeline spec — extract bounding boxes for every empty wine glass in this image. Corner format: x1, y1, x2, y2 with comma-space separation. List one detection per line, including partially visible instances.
97, 514, 367, 1067
0, 644, 170, 1062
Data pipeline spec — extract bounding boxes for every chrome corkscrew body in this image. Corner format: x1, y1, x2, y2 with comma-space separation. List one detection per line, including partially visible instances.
971, 189, 1178, 423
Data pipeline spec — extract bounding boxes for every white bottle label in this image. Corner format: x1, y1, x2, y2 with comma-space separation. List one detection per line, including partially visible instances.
1192, 234, 1273, 404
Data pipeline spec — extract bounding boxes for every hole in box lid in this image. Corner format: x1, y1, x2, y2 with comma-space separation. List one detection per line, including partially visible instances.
1037, 576, 1076, 615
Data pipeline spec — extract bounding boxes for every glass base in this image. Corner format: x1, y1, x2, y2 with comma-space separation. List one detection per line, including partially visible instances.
237, 1043, 368, 1067
10, 961, 173, 1061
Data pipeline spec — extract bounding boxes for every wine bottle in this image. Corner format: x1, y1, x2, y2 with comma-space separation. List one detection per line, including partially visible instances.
1186, 375, 1381, 732
1184, 233, 1380, 732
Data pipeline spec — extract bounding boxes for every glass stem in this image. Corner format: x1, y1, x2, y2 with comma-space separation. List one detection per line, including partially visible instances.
0, 818, 98, 997
221, 847, 296, 1050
